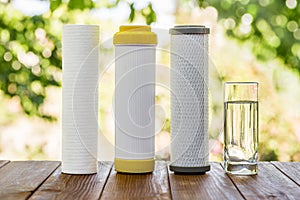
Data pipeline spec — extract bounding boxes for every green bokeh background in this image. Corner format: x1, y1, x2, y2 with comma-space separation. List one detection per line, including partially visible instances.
0, 0, 300, 161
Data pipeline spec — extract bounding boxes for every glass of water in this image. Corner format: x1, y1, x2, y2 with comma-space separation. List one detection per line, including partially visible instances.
224, 82, 259, 175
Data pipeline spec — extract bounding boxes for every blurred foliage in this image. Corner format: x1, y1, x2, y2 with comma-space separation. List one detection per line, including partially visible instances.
141, 3, 156, 25
259, 143, 278, 161
50, 0, 61, 11
195, 0, 300, 161
0, 0, 156, 120
0, 4, 61, 120
198, 0, 300, 71
67, 0, 93, 10
1, 0, 300, 161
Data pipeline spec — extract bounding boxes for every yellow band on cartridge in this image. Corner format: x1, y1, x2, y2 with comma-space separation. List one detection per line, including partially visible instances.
114, 158, 155, 173
113, 25, 157, 45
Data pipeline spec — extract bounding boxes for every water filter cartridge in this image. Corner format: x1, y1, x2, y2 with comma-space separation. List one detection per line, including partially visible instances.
169, 25, 210, 173
114, 26, 157, 173
62, 25, 99, 174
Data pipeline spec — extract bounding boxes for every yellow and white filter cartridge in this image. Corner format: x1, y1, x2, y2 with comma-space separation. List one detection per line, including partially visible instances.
113, 25, 157, 173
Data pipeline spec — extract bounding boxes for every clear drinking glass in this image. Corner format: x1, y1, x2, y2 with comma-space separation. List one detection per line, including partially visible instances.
224, 82, 259, 175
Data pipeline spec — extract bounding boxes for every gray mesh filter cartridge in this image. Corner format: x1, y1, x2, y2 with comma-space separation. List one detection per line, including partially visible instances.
169, 25, 210, 173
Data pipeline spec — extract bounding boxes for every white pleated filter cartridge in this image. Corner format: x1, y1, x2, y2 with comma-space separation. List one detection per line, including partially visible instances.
113, 26, 157, 173
62, 25, 99, 174
169, 25, 210, 173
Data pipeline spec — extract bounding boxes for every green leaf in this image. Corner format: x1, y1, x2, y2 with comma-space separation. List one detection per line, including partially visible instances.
50, 0, 62, 12
68, 0, 94, 10
106, 0, 120, 8
141, 3, 156, 25
129, 3, 135, 22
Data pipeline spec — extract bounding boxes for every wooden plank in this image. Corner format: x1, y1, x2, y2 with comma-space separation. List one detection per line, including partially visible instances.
227, 162, 300, 199
100, 161, 171, 200
30, 161, 113, 200
0, 160, 10, 168
271, 162, 300, 186
0, 161, 60, 200
169, 162, 244, 200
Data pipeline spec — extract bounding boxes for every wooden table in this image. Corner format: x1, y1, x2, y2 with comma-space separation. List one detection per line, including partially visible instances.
0, 161, 299, 200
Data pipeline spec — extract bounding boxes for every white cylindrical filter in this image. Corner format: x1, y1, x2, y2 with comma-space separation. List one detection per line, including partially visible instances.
169, 25, 210, 173
113, 26, 157, 173
62, 25, 99, 174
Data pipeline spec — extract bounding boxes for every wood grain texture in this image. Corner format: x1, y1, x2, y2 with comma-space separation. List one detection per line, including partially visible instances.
1, 161, 299, 200
100, 161, 171, 200
0, 160, 9, 168
271, 162, 300, 186
227, 162, 300, 200
30, 161, 113, 200
0, 161, 60, 200
169, 162, 243, 200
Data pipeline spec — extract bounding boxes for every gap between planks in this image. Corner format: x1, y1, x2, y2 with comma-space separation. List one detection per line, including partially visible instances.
100, 161, 171, 200
0, 161, 61, 200
29, 161, 113, 200
168, 162, 244, 200
271, 161, 300, 186
219, 163, 246, 200
26, 162, 61, 200
0, 160, 10, 168
225, 162, 300, 199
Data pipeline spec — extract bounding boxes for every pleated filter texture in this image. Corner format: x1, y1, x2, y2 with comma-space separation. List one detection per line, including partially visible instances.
62, 25, 99, 174
170, 34, 209, 167
115, 45, 156, 160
